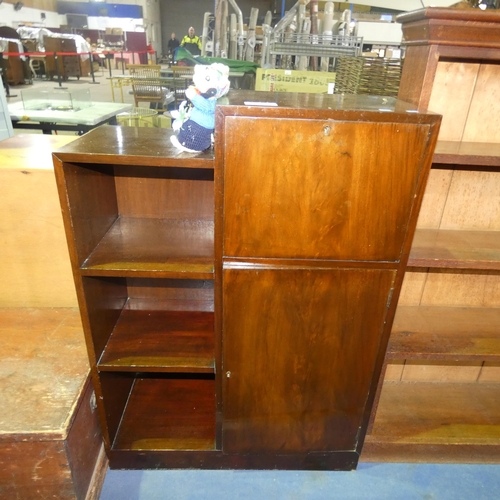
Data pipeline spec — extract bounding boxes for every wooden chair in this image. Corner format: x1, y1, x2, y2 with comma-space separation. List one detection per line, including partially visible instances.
131, 77, 167, 110
171, 65, 195, 106
128, 64, 161, 78
129, 65, 165, 110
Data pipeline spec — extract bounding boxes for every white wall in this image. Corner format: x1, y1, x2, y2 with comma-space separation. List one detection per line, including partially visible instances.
355, 21, 402, 45
348, 0, 457, 9
0, 3, 63, 28
86, 16, 144, 32
0, 2, 146, 36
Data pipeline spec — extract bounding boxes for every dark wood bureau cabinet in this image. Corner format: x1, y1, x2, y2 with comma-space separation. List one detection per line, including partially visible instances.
45, 37, 90, 80
53, 92, 440, 470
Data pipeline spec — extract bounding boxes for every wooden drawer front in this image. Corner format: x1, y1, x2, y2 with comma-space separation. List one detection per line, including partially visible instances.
222, 267, 395, 454
223, 117, 429, 261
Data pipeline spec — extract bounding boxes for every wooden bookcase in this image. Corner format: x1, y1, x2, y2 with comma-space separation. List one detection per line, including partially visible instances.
53, 127, 216, 466
53, 94, 440, 470
363, 8, 500, 463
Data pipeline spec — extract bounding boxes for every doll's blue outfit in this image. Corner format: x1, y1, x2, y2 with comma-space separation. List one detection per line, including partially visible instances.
177, 93, 216, 151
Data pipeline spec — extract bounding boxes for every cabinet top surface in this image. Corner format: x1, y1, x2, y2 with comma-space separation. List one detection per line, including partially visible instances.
217, 91, 440, 125
53, 92, 440, 163
397, 7, 500, 25
53, 126, 215, 167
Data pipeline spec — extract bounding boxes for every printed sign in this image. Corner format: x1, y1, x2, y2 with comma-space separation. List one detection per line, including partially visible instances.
255, 69, 336, 94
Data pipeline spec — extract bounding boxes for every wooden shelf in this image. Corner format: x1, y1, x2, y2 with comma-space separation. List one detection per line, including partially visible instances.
54, 127, 215, 169
408, 229, 500, 270
434, 141, 500, 167
113, 377, 216, 451
81, 217, 214, 278
363, 382, 500, 463
388, 306, 500, 361
99, 306, 215, 373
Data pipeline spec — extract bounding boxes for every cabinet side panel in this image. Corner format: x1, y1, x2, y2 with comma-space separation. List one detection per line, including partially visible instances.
223, 117, 429, 261
397, 45, 437, 108
81, 277, 128, 361
222, 267, 395, 454
0, 441, 75, 499
61, 163, 118, 266
100, 372, 135, 448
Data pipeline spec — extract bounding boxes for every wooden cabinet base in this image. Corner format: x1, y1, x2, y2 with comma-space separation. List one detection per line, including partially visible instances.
0, 377, 107, 499
108, 450, 359, 471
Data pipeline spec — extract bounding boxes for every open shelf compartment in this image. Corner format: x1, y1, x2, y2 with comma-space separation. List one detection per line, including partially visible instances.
82, 217, 214, 278
102, 373, 216, 452
59, 158, 214, 278
83, 277, 215, 372
99, 300, 215, 373
389, 306, 500, 361
409, 229, 500, 271
434, 140, 500, 167
363, 381, 500, 462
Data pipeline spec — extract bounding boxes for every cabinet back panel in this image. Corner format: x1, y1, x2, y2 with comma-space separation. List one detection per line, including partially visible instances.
400, 269, 500, 307
223, 117, 429, 261
416, 168, 453, 229
462, 63, 500, 143
427, 61, 479, 142
440, 170, 500, 230
126, 278, 214, 302
222, 267, 395, 454
115, 166, 214, 221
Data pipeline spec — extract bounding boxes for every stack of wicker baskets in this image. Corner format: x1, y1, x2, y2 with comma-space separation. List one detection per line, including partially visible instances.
334, 56, 402, 97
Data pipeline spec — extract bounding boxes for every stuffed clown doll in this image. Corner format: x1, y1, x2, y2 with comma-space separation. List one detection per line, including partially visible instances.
171, 63, 230, 152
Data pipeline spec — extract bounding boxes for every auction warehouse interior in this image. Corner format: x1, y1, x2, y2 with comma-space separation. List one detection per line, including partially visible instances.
1, 0, 499, 498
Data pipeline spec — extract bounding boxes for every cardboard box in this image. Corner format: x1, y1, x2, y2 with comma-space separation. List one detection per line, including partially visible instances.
255, 68, 336, 94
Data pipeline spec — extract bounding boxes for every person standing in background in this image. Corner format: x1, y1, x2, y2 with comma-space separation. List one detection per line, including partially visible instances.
180, 27, 202, 55
167, 32, 180, 55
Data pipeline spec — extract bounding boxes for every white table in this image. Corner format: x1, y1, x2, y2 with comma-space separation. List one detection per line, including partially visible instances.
8, 101, 133, 134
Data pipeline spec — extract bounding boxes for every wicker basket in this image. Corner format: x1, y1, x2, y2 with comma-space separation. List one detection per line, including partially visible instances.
334, 56, 402, 97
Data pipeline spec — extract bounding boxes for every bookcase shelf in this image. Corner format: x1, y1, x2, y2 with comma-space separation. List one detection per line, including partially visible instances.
81, 217, 214, 278
53, 126, 217, 462
98, 306, 215, 373
388, 306, 500, 361
112, 376, 216, 452
367, 7, 500, 464
408, 229, 500, 271
363, 382, 500, 462
434, 140, 500, 168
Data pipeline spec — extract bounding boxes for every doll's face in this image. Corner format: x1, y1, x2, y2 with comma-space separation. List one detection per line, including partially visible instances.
192, 64, 230, 99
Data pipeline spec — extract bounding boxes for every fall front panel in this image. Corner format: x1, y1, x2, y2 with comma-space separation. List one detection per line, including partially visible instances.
222, 116, 429, 262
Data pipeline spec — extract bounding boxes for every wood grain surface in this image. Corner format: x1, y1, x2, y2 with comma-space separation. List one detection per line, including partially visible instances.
222, 117, 430, 262
222, 267, 395, 454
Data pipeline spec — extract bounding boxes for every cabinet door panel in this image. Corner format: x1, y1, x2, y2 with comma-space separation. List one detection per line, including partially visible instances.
223, 117, 429, 261
222, 267, 395, 454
